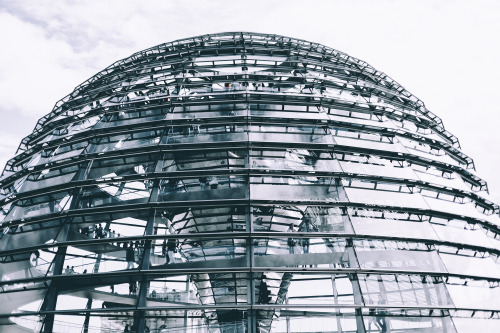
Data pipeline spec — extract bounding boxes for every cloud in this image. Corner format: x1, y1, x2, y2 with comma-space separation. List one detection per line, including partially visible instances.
0, 11, 96, 118
3, 1, 137, 52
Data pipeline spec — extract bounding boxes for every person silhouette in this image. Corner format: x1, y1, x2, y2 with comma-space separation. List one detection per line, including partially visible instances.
299, 219, 313, 253
376, 298, 388, 333
367, 299, 381, 332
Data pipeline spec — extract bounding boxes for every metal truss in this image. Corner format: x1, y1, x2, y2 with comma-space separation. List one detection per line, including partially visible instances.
0, 32, 499, 333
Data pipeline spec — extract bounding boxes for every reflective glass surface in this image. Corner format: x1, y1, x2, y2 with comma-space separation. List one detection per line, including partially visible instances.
0, 32, 499, 332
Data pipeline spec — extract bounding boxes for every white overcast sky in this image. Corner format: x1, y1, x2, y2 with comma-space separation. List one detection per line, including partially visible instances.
0, 0, 498, 203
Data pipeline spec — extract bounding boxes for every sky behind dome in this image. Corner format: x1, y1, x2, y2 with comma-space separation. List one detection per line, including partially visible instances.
0, 0, 499, 202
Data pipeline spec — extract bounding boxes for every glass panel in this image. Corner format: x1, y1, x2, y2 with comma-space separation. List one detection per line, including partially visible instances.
354, 240, 447, 273
352, 217, 438, 240
68, 211, 150, 272
270, 307, 360, 333
151, 237, 247, 268
433, 223, 496, 249
249, 125, 334, 145
250, 149, 342, 173
161, 125, 247, 145
149, 208, 248, 268
52, 275, 202, 315
86, 128, 163, 153
8, 316, 45, 332
143, 309, 246, 333
160, 150, 245, 172
359, 274, 453, 307
253, 237, 354, 269
484, 213, 500, 226
62, 244, 132, 274
96, 281, 139, 299
1, 246, 55, 280
250, 205, 352, 233
1, 222, 62, 252
85, 154, 158, 181
45, 115, 100, 141
362, 311, 457, 333
191, 272, 249, 306
258, 273, 357, 306
302, 206, 353, 233
340, 161, 420, 181
70, 210, 150, 240
424, 197, 486, 220
94, 108, 167, 128
157, 176, 246, 202
415, 171, 471, 192
159, 206, 247, 234
19, 164, 80, 193
328, 113, 398, 129
250, 176, 346, 202
51, 311, 134, 333
251, 109, 329, 121
439, 253, 500, 279
453, 318, 500, 333
35, 141, 88, 166
166, 105, 247, 120
345, 187, 430, 210
404, 146, 461, 166
148, 276, 200, 304
4, 191, 73, 222
334, 136, 407, 153
446, 283, 500, 310
6, 314, 44, 332
78, 180, 153, 208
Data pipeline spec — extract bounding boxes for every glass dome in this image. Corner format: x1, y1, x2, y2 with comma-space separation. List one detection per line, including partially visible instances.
0, 32, 499, 333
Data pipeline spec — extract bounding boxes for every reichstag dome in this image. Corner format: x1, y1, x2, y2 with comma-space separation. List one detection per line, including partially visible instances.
0, 32, 499, 333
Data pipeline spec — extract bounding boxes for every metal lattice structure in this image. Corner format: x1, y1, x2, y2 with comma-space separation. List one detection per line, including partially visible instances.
0, 32, 499, 333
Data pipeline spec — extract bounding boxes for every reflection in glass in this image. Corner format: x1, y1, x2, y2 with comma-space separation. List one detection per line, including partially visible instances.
1, 32, 499, 332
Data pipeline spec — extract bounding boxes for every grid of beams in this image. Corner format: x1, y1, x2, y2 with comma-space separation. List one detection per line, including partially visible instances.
0, 32, 499, 333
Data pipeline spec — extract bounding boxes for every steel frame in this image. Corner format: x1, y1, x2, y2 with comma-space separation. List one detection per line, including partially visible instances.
1, 32, 499, 333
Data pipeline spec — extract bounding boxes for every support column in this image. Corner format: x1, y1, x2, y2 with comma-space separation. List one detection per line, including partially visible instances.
82, 298, 92, 333
246, 205, 256, 333
244, 146, 253, 333
40, 246, 67, 333
331, 276, 343, 332
40, 186, 83, 333
347, 239, 366, 333
184, 275, 190, 328
132, 206, 157, 332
